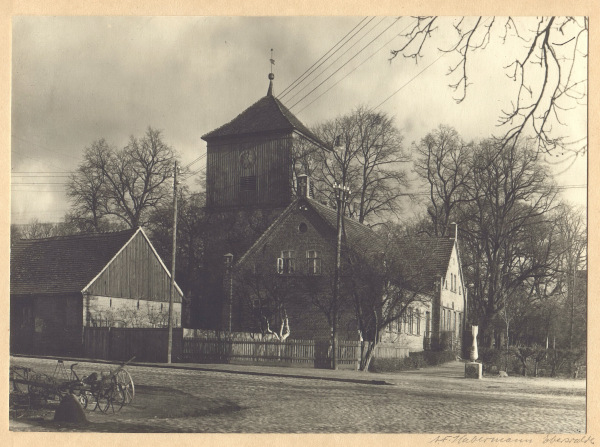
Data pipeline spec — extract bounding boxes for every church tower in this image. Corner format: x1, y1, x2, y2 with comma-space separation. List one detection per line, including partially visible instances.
194, 64, 328, 330
202, 71, 325, 210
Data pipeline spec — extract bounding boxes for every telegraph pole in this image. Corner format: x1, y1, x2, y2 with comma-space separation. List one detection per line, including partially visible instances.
167, 161, 178, 364
332, 181, 350, 370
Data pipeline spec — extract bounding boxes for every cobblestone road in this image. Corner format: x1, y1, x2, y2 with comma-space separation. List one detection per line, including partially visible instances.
10, 357, 586, 433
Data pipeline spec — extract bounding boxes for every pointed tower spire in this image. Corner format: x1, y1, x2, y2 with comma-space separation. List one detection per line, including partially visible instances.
267, 48, 275, 96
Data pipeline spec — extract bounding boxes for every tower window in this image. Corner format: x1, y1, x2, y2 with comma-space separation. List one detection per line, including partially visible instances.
240, 176, 257, 191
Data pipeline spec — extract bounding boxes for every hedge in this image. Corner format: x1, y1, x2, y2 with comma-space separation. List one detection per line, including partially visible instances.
369, 350, 456, 373
478, 347, 586, 378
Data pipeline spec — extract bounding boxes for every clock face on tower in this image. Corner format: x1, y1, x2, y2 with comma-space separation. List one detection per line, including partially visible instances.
239, 147, 257, 169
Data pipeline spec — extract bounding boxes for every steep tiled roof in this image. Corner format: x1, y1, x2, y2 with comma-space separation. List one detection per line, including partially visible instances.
202, 94, 327, 147
306, 198, 386, 256
10, 229, 137, 296
236, 198, 386, 267
235, 197, 455, 294
394, 237, 455, 293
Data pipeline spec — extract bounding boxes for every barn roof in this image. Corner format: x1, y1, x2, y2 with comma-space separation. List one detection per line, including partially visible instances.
201, 90, 327, 148
11, 228, 138, 296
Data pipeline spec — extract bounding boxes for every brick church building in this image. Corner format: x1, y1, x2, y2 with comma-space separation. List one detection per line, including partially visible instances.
194, 73, 466, 353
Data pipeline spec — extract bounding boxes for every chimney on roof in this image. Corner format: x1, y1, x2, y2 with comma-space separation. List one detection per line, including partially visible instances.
297, 174, 311, 198
452, 222, 458, 240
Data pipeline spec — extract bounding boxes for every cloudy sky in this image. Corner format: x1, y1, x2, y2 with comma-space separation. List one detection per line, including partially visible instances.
11, 16, 587, 225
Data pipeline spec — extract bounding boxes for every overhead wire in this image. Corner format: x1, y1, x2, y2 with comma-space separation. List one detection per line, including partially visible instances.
288, 17, 402, 110
279, 16, 374, 99
296, 17, 417, 114
285, 17, 390, 106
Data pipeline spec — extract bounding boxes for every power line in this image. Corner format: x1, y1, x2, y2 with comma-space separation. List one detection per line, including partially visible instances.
373, 50, 447, 111
296, 17, 416, 114
285, 17, 389, 105
289, 17, 401, 110
182, 152, 207, 170
280, 17, 373, 99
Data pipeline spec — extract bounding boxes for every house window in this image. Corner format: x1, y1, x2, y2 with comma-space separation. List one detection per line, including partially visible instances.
277, 250, 296, 274
137, 300, 140, 310
240, 176, 257, 191
408, 308, 414, 335
110, 298, 112, 308
416, 309, 421, 335
298, 222, 308, 233
306, 250, 322, 275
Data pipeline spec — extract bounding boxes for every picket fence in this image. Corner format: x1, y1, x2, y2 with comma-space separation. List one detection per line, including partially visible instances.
181, 336, 409, 369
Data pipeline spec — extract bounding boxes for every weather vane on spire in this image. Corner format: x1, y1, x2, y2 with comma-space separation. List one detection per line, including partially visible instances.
267, 49, 275, 96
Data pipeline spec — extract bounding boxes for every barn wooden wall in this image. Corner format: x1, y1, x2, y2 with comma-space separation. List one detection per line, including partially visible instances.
206, 133, 293, 208
86, 232, 183, 303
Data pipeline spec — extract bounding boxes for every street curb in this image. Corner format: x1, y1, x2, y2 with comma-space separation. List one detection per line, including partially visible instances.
10, 354, 393, 386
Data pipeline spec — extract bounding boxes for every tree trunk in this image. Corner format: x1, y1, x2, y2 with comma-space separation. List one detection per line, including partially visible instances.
360, 341, 377, 372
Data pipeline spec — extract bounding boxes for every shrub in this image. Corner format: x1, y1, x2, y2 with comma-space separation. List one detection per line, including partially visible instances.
422, 350, 456, 366
368, 350, 456, 372
544, 348, 586, 378
477, 346, 586, 378
478, 347, 505, 373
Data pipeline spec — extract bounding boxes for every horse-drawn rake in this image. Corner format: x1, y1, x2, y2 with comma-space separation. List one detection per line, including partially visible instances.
10, 357, 135, 414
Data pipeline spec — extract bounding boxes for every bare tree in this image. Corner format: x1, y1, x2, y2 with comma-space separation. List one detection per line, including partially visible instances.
67, 139, 110, 232
348, 235, 431, 371
460, 139, 559, 347
68, 127, 177, 229
148, 188, 208, 327
391, 17, 588, 156
311, 106, 410, 224
553, 203, 587, 348
234, 257, 294, 341
413, 125, 474, 237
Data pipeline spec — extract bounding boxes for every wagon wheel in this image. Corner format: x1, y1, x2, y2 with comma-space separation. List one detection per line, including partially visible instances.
94, 386, 112, 413
115, 369, 135, 405
96, 382, 124, 413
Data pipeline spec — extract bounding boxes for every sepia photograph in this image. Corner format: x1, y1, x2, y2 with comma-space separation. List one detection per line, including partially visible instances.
8, 12, 588, 438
